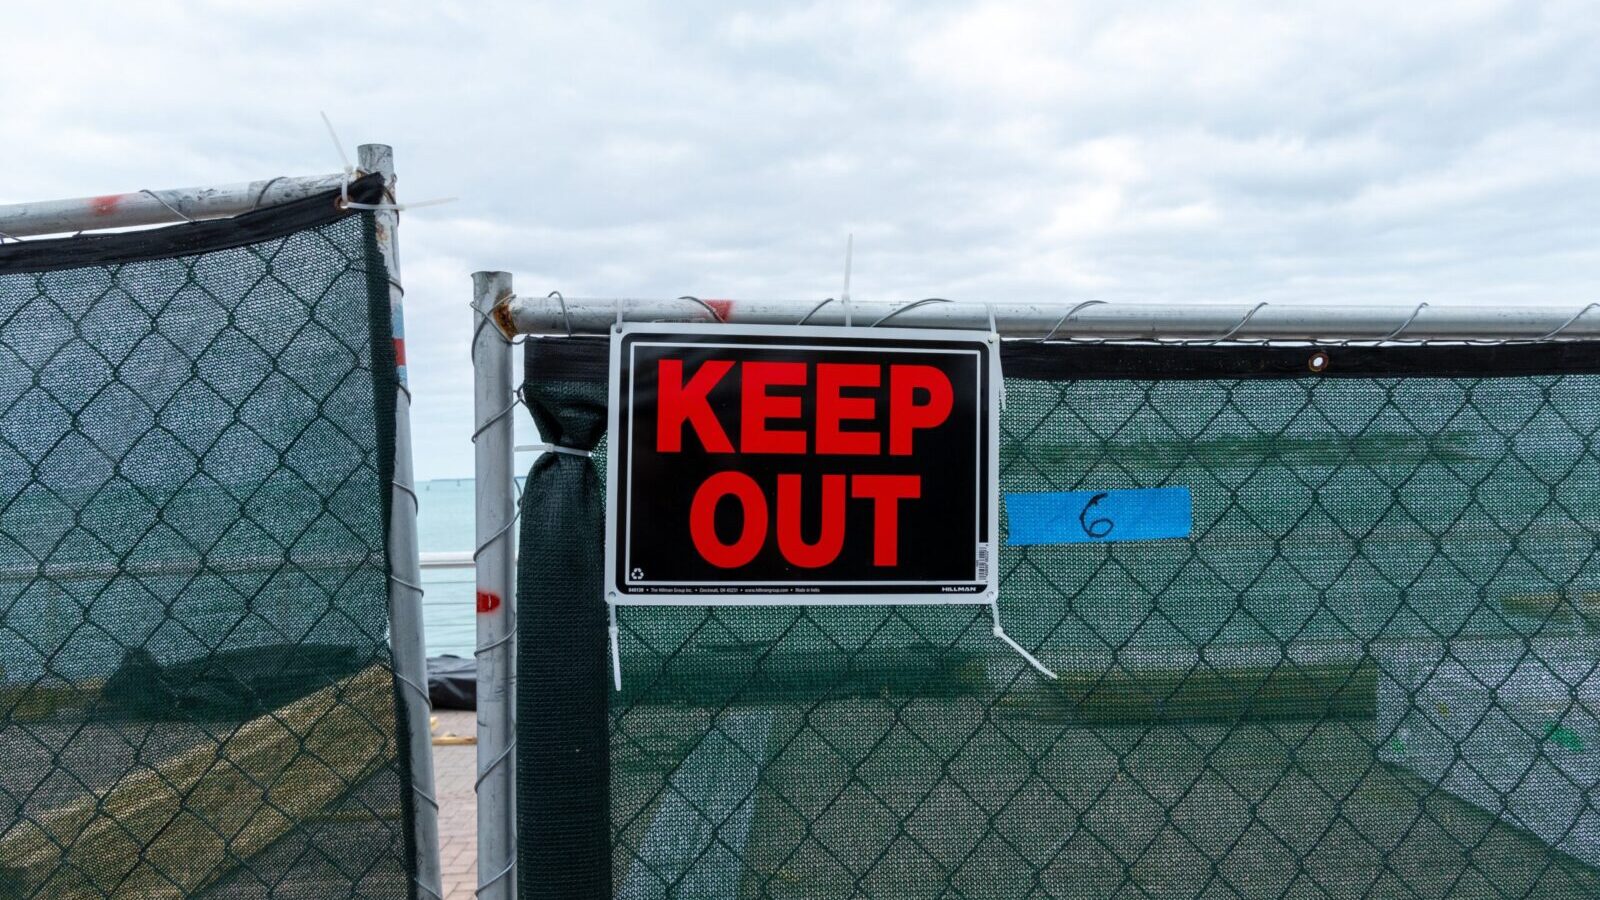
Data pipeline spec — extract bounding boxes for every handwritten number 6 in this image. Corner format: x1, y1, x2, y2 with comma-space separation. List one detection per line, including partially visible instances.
1079, 492, 1113, 538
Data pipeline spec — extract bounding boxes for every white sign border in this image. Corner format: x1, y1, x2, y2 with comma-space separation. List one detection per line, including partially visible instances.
603, 322, 1001, 607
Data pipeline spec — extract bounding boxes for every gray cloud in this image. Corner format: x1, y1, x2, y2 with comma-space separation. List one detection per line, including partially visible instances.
4, 0, 1598, 476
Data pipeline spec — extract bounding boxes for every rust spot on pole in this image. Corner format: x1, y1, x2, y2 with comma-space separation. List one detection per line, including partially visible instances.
490, 293, 518, 339
90, 195, 123, 216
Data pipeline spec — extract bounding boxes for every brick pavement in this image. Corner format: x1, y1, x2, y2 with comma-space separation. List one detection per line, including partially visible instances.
432, 711, 478, 900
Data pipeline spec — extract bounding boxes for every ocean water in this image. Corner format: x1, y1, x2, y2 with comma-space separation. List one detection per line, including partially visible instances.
417, 478, 487, 659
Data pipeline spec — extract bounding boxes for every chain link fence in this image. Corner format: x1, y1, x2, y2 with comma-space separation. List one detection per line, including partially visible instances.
0, 176, 422, 899
523, 338, 1600, 898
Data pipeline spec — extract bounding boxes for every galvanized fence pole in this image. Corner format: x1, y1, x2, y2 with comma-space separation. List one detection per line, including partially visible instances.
0, 173, 346, 238
473, 270, 518, 900
361, 143, 444, 900
492, 295, 1600, 342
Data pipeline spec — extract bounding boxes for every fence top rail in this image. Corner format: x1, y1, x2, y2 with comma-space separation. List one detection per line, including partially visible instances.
0, 171, 346, 239
488, 290, 1600, 343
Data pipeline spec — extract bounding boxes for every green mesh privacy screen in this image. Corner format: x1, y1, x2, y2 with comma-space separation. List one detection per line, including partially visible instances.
521, 337, 1600, 899
0, 175, 420, 899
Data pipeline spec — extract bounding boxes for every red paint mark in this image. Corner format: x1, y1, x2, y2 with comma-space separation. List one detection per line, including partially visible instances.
90, 194, 123, 217
476, 590, 501, 614
705, 299, 733, 322
393, 337, 407, 366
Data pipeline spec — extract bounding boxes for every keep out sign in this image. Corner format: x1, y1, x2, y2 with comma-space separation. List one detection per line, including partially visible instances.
605, 324, 999, 603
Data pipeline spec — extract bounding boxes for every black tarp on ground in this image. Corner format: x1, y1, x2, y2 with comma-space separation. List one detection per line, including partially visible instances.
427, 655, 476, 710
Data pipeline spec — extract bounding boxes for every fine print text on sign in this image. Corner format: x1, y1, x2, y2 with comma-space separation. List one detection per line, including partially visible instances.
605, 323, 1000, 604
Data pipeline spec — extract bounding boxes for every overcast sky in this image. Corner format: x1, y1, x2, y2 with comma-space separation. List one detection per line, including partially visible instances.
5, 1, 1598, 478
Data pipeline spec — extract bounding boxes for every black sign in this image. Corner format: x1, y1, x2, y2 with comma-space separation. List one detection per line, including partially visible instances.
605, 324, 999, 603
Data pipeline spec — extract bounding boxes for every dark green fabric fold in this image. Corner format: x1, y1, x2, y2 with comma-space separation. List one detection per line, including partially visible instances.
517, 338, 610, 899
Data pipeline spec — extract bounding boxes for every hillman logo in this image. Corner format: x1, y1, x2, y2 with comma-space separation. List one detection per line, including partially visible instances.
604, 323, 999, 604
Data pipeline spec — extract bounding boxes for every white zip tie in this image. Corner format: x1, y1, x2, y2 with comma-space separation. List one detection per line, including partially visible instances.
986, 302, 1007, 411
515, 443, 593, 458
321, 111, 455, 212
989, 601, 1057, 679
341, 196, 458, 212
609, 604, 623, 691
841, 234, 854, 326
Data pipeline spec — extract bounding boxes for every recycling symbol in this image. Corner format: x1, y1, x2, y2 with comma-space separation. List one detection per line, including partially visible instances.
631, 567, 644, 580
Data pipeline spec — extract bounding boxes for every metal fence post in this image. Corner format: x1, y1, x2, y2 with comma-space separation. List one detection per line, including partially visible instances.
360, 143, 444, 900
473, 270, 517, 900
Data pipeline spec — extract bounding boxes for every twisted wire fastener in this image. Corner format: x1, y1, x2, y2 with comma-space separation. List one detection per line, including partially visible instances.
1040, 300, 1108, 342
870, 298, 951, 327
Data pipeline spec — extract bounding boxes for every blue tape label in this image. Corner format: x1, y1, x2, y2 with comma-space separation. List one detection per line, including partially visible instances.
1005, 487, 1192, 546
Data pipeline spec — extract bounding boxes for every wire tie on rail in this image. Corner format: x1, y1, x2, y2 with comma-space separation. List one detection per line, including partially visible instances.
470, 399, 520, 441
470, 295, 516, 357
250, 176, 287, 211
476, 631, 514, 656
1040, 300, 1107, 342
392, 479, 419, 509
473, 627, 512, 656
797, 298, 835, 325
472, 516, 518, 561
411, 777, 440, 811
478, 858, 517, 894
393, 671, 430, 703
1536, 302, 1600, 341
1379, 301, 1429, 343
870, 297, 951, 327
138, 190, 195, 223
474, 737, 517, 790
1208, 301, 1268, 344
678, 295, 725, 322
414, 876, 443, 900
548, 290, 574, 337
389, 574, 425, 593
